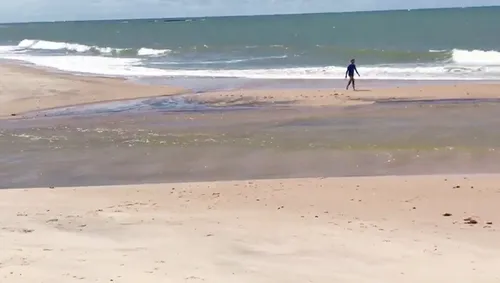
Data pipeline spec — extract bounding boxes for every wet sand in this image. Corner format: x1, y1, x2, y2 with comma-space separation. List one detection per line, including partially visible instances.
184, 82, 500, 107
2, 62, 500, 119
3, 103, 500, 188
0, 63, 185, 119
2, 63, 500, 282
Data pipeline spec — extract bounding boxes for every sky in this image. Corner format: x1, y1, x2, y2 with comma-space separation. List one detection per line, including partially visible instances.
1, 0, 499, 23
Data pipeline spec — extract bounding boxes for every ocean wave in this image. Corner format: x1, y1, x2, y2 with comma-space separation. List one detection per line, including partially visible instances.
3, 53, 500, 80
309, 47, 500, 66
0, 46, 24, 53
16, 39, 171, 57
1, 45, 500, 80
451, 49, 500, 65
152, 55, 288, 65
137, 48, 169, 56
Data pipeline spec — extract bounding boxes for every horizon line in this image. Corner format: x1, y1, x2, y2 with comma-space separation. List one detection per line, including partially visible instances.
2, 5, 498, 25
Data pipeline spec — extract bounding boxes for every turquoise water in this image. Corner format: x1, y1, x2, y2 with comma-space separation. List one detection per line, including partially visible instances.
0, 6, 499, 80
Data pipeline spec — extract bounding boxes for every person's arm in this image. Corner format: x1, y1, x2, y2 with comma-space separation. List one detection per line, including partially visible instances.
345, 68, 348, 78
355, 66, 360, 76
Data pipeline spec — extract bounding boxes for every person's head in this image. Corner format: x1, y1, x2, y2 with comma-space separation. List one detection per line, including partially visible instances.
350, 59, 355, 64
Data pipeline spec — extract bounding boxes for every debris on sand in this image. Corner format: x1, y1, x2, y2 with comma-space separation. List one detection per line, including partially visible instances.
464, 217, 478, 225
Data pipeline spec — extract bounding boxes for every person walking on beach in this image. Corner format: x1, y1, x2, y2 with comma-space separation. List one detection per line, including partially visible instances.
345, 59, 360, 90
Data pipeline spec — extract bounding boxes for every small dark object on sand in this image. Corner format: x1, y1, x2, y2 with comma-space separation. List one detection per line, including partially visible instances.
464, 217, 478, 225
11, 113, 16, 116
486, 221, 493, 225
443, 213, 452, 217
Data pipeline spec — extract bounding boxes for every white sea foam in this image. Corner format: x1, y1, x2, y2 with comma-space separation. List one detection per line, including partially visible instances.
135, 65, 500, 80
4, 53, 499, 80
451, 49, 500, 65
0, 46, 21, 53
137, 48, 169, 56
1, 54, 168, 77
18, 39, 91, 53
16, 39, 170, 57
1, 45, 499, 80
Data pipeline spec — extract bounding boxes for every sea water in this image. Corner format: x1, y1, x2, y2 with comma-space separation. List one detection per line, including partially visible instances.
0, 6, 499, 80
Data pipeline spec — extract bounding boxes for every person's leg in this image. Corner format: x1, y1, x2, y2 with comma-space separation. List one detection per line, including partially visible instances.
352, 77, 356, 90
346, 77, 353, 90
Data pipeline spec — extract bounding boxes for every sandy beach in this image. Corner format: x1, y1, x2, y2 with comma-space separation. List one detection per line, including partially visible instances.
184, 82, 500, 107
0, 63, 185, 119
2, 62, 500, 282
2, 62, 500, 119
1, 175, 500, 282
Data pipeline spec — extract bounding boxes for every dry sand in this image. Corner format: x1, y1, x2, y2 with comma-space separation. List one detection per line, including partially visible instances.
0, 63, 185, 118
1, 175, 500, 282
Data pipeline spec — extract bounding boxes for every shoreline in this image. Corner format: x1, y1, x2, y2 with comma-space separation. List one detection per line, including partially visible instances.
139, 75, 500, 92
183, 82, 500, 108
1, 61, 500, 119
0, 62, 186, 119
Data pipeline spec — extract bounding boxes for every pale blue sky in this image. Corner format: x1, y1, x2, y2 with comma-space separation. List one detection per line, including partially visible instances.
2, 0, 499, 23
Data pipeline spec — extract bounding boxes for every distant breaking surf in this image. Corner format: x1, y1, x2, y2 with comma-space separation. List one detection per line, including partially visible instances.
1, 39, 500, 80
16, 39, 171, 57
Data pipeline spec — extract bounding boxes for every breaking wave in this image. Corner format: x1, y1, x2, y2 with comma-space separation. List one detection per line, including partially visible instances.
1, 40, 500, 80
16, 39, 171, 57
451, 49, 500, 65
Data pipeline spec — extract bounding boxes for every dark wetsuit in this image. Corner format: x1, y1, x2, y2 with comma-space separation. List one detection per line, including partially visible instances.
347, 63, 357, 77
